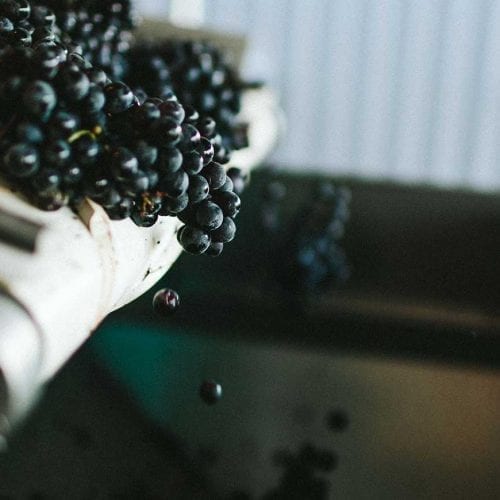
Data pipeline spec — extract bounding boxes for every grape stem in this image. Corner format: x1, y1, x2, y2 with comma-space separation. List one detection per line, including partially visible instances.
68, 129, 97, 143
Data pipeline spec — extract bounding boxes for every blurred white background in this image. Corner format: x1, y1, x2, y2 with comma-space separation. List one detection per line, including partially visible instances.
136, 0, 500, 191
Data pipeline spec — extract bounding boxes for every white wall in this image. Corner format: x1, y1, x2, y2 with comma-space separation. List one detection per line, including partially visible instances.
137, 0, 500, 191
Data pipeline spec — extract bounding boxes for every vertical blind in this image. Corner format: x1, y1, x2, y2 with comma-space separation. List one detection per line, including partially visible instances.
138, 0, 500, 191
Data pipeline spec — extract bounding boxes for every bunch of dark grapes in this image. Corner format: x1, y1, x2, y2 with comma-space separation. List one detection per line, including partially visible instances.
99, 93, 242, 256
126, 40, 250, 158
0, 1, 242, 257
277, 183, 351, 292
0, 0, 58, 52
0, 0, 146, 211
33, 0, 136, 79
101, 96, 241, 256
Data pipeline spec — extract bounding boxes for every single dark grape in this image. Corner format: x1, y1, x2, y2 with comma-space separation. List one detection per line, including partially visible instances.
179, 123, 200, 151
195, 200, 223, 231
211, 216, 236, 243
43, 139, 71, 167
187, 174, 209, 203
216, 175, 233, 193
144, 168, 159, 190
121, 169, 149, 197
156, 115, 182, 145
157, 146, 183, 174
72, 135, 100, 165
205, 241, 223, 257
33, 45, 61, 79
33, 189, 67, 210
31, 4, 55, 27
198, 116, 216, 137
100, 187, 121, 208
158, 99, 185, 124
181, 150, 203, 175
47, 111, 80, 139
110, 146, 138, 179
199, 380, 222, 405
86, 66, 109, 86
56, 63, 90, 101
132, 100, 160, 128
201, 161, 226, 189
179, 225, 210, 254
22, 80, 56, 119
62, 164, 82, 185
15, 121, 43, 143
133, 140, 157, 168
103, 81, 134, 114
183, 104, 199, 123
3, 142, 39, 177
8, 26, 31, 45
84, 174, 111, 201
81, 84, 105, 114
130, 209, 158, 227
106, 196, 133, 220
214, 190, 241, 218
198, 136, 214, 165
152, 287, 180, 316
159, 169, 188, 198
31, 167, 60, 195
160, 192, 188, 215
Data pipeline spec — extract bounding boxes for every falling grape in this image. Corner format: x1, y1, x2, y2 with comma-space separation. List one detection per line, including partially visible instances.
152, 288, 180, 316
199, 379, 222, 405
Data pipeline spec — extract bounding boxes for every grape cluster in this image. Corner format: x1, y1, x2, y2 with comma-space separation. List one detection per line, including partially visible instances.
292, 184, 351, 290
0, 0, 58, 51
126, 40, 250, 157
0, 0, 244, 257
175, 146, 242, 256
34, 0, 136, 79
272, 182, 351, 292
101, 94, 242, 255
0, 3, 145, 213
